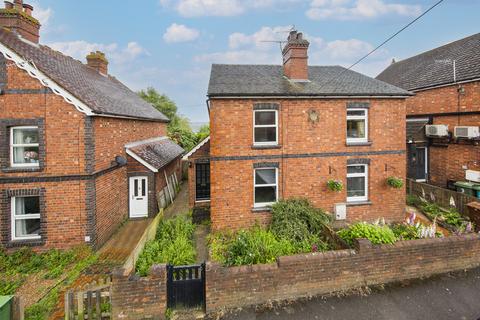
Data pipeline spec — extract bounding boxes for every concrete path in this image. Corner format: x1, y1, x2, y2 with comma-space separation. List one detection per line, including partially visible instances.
219, 268, 480, 320
164, 182, 190, 219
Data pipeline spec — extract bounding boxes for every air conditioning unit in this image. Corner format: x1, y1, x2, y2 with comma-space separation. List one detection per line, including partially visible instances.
454, 126, 480, 139
425, 125, 449, 137
466, 170, 480, 183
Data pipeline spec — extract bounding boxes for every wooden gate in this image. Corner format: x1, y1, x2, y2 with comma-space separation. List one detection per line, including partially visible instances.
167, 263, 206, 311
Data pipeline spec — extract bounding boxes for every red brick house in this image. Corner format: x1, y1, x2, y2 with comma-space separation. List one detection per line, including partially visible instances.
0, 1, 183, 250
377, 33, 480, 187
185, 31, 412, 231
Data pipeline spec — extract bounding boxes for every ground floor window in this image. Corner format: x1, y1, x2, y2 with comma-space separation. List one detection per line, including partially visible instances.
347, 164, 368, 202
11, 196, 41, 240
254, 168, 278, 207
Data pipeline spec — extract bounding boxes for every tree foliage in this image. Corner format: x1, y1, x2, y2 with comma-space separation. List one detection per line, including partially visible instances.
138, 87, 209, 151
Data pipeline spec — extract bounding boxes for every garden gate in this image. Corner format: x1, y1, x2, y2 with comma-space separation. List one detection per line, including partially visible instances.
166, 263, 206, 311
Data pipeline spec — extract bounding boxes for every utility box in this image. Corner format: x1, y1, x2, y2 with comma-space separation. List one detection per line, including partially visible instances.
334, 203, 347, 220
0, 296, 13, 320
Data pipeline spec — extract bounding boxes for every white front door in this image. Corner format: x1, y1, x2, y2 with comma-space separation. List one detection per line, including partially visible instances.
129, 176, 148, 218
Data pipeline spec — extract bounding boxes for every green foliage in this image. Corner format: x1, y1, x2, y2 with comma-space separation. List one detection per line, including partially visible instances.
390, 223, 419, 240
0, 278, 24, 295
406, 194, 421, 207
136, 216, 196, 276
138, 87, 178, 120
197, 124, 210, 142
270, 198, 332, 243
386, 176, 404, 189
419, 200, 472, 231
337, 222, 397, 246
327, 179, 343, 192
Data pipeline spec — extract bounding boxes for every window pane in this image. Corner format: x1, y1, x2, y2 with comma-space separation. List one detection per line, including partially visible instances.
13, 146, 39, 164
134, 179, 138, 197
255, 169, 276, 185
15, 218, 40, 237
347, 176, 366, 197
347, 110, 365, 117
141, 179, 146, 197
255, 186, 276, 203
255, 111, 276, 125
13, 128, 39, 144
15, 197, 40, 215
347, 119, 365, 138
347, 165, 365, 174
254, 127, 276, 143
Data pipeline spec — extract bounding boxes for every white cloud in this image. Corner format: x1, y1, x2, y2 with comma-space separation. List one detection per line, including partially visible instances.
306, 0, 422, 20
30, 2, 53, 26
163, 23, 200, 43
47, 41, 149, 64
160, 0, 302, 17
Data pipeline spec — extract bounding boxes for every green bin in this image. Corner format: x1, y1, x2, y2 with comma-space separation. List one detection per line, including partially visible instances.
455, 181, 477, 196
0, 295, 13, 320
473, 184, 480, 199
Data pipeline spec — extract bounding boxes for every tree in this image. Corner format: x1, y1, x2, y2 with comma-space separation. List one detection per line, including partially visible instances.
138, 87, 177, 120
196, 124, 210, 142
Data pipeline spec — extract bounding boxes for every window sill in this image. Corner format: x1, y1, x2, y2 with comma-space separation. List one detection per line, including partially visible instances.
346, 200, 372, 207
251, 144, 282, 150
2, 166, 42, 173
346, 141, 372, 147
7, 238, 43, 248
251, 206, 272, 213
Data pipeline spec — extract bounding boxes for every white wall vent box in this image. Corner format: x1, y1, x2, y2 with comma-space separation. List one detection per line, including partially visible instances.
466, 170, 480, 183
335, 203, 347, 220
454, 126, 480, 139
425, 125, 449, 137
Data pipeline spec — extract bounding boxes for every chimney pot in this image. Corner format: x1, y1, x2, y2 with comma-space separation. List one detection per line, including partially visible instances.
86, 51, 109, 75
22, 3, 32, 15
13, 0, 21, 10
0, 0, 40, 43
282, 30, 310, 81
4, 1, 13, 9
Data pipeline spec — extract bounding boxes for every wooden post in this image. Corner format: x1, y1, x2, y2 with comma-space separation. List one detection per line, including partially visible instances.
95, 290, 101, 319
64, 292, 70, 320
12, 297, 24, 320
87, 291, 93, 320
76, 290, 84, 320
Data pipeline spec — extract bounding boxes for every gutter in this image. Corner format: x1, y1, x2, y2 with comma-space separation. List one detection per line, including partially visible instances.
207, 94, 412, 99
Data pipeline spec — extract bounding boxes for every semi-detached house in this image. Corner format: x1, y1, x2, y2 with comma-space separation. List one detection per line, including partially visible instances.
185, 30, 412, 230
0, 0, 183, 250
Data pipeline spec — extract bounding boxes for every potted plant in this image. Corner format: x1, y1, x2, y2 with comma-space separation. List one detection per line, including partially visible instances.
386, 176, 404, 189
327, 179, 343, 192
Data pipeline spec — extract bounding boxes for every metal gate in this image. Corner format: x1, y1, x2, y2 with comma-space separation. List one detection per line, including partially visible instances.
167, 263, 206, 310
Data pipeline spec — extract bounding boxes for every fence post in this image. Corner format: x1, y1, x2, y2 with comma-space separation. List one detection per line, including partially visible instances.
12, 297, 24, 320
76, 290, 84, 320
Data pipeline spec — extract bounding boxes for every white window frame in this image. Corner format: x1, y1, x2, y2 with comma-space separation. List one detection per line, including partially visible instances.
253, 110, 278, 146
11, 196, 41, 241
253, 167, 278, 208
10, 126, 40, 167
346, 164, 369, 202
346, 108, 368, 143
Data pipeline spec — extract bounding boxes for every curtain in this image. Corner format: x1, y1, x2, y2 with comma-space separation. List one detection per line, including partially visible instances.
14, 197, 28, 236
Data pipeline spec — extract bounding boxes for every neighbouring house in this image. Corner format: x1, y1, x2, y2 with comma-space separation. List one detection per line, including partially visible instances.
183, 136, 210, 209
0, 0, 183, 251
377, 33, 480, 187
185, 30, 412, 231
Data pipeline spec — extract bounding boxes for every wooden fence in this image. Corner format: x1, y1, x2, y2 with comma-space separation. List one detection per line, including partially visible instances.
407, 179, 479, 215
64, 278, 111, 320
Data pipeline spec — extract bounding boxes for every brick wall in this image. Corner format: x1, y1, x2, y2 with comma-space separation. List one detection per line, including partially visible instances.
407, 81, 480, 186
111, 265, 167, 320
210, 98, 406, 230
206, 235, 480, 313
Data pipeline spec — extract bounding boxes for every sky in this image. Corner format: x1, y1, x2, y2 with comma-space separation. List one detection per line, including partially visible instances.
30, 0, 479, 123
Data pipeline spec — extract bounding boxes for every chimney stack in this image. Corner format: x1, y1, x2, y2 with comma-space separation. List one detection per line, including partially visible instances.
0, 0, 40, 43
86, 51, 109, 75
282, 30, 310, 81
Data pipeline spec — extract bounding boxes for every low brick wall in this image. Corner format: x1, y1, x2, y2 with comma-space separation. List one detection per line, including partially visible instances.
206, 234, 480, 312
111, 265, 167, 320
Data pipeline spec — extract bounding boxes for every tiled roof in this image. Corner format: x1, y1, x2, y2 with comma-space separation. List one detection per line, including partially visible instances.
377, 33, 480, 91
0, 29, 169, 122
127, 137, 184, 171
208, 64, 412, 97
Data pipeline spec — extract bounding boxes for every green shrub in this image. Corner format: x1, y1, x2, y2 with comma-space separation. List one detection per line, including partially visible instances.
338, 222, 397, 246
390, 223, 419, 240
327, 179, 343, 192
386, 176, 404, 189
270, 198, 332, 243
0, 279, 24, 295
406, 195, 421, 207
136, 216, 196, 276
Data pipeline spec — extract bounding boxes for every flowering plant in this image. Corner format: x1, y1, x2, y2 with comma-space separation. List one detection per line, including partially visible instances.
386, 176, 404, 189
327, 179, 343, 192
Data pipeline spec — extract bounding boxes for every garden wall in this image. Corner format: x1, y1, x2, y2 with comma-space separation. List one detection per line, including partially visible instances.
206, 234, 480, 312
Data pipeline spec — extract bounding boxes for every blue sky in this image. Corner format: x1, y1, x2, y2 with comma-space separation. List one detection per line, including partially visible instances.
31, 0, 479, 122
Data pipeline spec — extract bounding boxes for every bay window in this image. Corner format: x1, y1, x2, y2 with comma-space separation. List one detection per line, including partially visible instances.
347, 164, 368, 202
254, 110, 277, 145
11, 196, 41, 240
10, 126, 40, 167
254, 168, 278, 207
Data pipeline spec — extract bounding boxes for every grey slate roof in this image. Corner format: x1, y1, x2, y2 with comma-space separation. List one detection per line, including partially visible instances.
128, 137, 184, 170
0, 29, 169, 122
208, 64, 412, 97
377, 33, 480, 91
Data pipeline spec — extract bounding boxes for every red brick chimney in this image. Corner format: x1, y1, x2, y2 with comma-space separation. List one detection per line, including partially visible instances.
86, 51, 109, 75
282, 30, 310, 81
0, 0, 40, 43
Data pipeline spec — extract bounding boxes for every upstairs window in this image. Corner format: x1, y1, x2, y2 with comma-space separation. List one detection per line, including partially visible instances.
347, 109, 368, 143
10, 126, 39, 167
254, 110, 277, 145
347, 164, 368, 202
11, 196, 41, 240
254, 168, 278, 207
